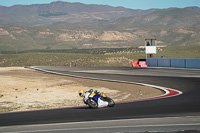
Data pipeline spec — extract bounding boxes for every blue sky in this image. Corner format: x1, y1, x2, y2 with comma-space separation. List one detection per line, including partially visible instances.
0, 0, 200, 10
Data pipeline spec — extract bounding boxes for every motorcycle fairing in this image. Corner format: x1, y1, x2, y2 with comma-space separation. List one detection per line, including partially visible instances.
89, 93, 108, 108
89, 93, 100, 102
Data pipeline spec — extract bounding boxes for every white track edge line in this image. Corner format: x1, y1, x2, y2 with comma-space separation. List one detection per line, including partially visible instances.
29, 66, 183, 100
1, 115, 200, 130
4, 123, 200, 133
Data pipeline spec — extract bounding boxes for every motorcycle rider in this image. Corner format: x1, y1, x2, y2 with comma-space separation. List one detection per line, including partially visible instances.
79, 89, 106, 104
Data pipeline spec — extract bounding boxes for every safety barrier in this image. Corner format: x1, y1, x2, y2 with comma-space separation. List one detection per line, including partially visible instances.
139, 61, 148, 68
131, 61, 139, 67
146, 58, 200, 69
131, 61, 147, 68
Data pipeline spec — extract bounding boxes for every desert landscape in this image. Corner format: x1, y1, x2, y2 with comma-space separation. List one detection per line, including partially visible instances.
0, 67, 163, 113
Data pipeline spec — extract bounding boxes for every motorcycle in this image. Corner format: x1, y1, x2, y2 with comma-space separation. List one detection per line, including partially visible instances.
87, 92, 115, 109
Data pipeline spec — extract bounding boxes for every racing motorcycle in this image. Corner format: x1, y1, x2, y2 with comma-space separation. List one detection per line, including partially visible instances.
87, 92, 115, 109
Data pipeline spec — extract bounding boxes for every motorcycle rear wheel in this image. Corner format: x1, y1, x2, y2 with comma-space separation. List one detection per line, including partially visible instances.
88, 98, 98, 109
107, 97, 115, 107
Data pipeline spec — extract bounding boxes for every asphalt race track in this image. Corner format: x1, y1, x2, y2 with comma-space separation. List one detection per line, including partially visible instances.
0, 66, 200, 132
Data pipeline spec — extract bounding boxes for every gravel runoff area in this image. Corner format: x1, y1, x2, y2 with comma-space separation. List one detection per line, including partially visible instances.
0, 67, 164, 113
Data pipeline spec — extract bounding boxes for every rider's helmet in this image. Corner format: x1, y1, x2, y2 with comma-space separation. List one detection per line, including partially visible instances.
79, 90, 85, 97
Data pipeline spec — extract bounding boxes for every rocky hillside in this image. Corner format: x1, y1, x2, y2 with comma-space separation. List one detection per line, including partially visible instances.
0, 1, 200, 51
0, 1, 155, 25
0, 26, 142, 51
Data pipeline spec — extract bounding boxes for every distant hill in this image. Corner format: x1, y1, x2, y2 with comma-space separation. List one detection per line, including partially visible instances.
0, 1, 155, 25
185, 6, 200, 13
114, 8, 200, 28
0, 1, 200, 51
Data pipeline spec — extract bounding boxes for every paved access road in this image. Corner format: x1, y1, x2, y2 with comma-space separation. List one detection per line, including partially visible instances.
0, 66, 200, 132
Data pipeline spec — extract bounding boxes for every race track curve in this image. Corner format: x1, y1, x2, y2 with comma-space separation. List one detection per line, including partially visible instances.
0, 66, 200, 128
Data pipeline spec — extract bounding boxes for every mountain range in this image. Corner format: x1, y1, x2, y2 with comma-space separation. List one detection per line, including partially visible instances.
0, 1, 200, 51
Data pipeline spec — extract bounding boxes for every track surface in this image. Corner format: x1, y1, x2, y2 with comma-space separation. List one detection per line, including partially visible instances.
0, 66, 200, 128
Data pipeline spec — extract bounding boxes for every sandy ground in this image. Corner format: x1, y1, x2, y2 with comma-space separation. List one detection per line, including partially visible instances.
0, 67, 164, 113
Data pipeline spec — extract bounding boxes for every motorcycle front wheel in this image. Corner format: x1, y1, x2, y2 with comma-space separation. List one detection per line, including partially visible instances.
88, 98, 98, 109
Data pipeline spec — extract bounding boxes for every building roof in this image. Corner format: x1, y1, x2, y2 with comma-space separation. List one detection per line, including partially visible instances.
145, 38, 157, 40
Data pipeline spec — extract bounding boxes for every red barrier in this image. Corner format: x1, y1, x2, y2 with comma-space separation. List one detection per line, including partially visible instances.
139, 61, 147, 68
131, 61, 148, 68
131, 61, 139, 67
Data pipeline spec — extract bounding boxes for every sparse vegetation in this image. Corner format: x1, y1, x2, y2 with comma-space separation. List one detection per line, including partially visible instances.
0, 46, 199, 67
0, 53, 137, 67
154, 45, 200, 58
